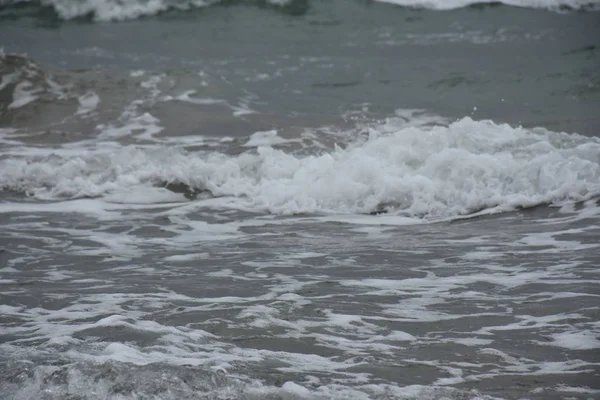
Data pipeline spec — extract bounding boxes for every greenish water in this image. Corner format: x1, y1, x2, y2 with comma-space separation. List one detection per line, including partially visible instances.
1, 1, 600, 399
1, 1, 599, 134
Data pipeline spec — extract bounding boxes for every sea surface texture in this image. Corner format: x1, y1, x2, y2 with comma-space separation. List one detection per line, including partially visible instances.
1, 0, 599, 399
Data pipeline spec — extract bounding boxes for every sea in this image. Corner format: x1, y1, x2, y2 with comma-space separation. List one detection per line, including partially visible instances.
1, 0, 599, 399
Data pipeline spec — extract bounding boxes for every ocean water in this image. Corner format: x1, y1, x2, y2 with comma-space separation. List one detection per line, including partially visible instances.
1, 0, 600, 399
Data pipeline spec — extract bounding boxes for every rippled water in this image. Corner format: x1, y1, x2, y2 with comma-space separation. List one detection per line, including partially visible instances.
2, 198, 600, 399
1, 0, 599, 399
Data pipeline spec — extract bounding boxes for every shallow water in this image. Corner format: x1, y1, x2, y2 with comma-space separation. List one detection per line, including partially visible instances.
1, 0, 600, 399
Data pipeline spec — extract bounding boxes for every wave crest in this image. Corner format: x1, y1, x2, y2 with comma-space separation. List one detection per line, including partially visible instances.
2, 117, 599, 219
0, 0, 597, 22
0, 0, 299, 21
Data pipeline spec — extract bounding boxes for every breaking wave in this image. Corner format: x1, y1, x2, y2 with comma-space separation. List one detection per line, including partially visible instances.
2, 117, 599, 219
0, 0, 597, 22
375, 0, 600, 12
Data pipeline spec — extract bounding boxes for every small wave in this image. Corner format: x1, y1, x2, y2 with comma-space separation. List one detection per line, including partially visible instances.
374, 0, 600, 11
0, 0, 298, 21
0, 0, 597, 22
2, 117, 599, 220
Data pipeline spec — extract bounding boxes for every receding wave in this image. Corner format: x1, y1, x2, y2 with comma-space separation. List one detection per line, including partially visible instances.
0, 0, 597, 22
2, 117, 599, 220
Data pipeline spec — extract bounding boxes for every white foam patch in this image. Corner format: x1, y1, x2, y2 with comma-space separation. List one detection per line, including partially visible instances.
44, 270, 74, 281
2, 117, 599, 221
555, 384, 600, 393
286, 252, 327, 259
232, 104, 257, 117
168, 90, 226, 106
167, 90, 259, 118
350, 226, 397, 238
76, 92, 100, 116
281, 381, 312, 398
8, 80, 40, 109
0, 198, 184, 219
103, 186, 187, 204
375, 0, 600, 11
537, 331, 600, 350
476, 313, 597, 334
0, 199, 119, 219
371, 331, 417, 341
443, 337, 494, 346
164, 216, 243, 237
244, 130, 297, 147
513, 231, 600, 252
98, 112, 163, 139
163, 252, 210, 262
0, 71, 19, 92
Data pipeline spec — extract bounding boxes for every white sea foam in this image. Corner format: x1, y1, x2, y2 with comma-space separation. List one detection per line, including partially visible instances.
244, 129, 298, 147
8, 80, 40, 109
169, 89, 259, 118
163, 252, 210, 262
1, 214, 598, 398
1, 0, 594, 23
537, 330, 600, 350
1, 117, 599, 221
76, 92, 100, 116
39, 0, 212, 21
13, 0, 295, 21
103, 186, 187, 204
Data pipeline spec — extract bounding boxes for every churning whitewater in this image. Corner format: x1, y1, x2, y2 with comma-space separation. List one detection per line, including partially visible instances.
0, 0, 599, 21
2, 116, 600, 219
